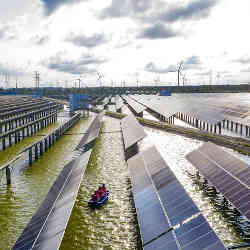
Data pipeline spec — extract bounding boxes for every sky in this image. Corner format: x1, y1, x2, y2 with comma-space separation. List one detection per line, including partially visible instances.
0, 0, 250, 88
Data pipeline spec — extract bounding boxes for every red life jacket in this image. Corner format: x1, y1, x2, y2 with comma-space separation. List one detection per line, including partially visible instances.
92, 194, 97, 202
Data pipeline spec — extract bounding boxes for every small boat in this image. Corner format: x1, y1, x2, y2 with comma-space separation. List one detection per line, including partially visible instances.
88, 190, 109, 208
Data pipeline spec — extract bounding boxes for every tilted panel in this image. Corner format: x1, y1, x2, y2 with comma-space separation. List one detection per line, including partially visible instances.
129, 146, 225, 249
76, 112, 103, 150
128, 153, 170, 245
186, 144, 250, 221
197, 142, 250, 187
142, 146, 199, 226
121, 114, 147, 150
125, 96, 147, 114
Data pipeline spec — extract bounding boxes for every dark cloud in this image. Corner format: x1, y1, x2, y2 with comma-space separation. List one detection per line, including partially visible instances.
99, 0, 218, 24
183, 55, 202, 70
42, 52, 107, 75
156, 0, 218, 23
99, 0, 153, 19
30, 35, 50, 45
145, 56, 202, 74
41, 0, 85, 16
233, 56, 250, 64
144, 62, 176, 74
138, 23, 180, 39
66, 32, 108, 48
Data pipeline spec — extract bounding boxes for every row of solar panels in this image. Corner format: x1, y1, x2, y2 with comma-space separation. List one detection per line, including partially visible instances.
120, 114, 147, 150
121, 95, 146, 115
13, 113, 103, 250
129, 94, 250, 126
186, 141, 250, 221
128, 146, 226, 249
120, 113, 226, 249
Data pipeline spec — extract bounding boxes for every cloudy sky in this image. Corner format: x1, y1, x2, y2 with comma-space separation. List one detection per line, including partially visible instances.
0, 0, 250, 88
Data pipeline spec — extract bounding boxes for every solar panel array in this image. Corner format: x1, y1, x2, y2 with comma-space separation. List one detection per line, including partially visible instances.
121, 114, 147, 150
186, 142, 250, 221
13, 114, 103, 250
128, 146, 226, 249
131, 95, 225, 125
76, 112, 104, 150
122, 95, 146, 114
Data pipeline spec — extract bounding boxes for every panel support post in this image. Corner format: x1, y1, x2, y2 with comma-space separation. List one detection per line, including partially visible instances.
6, 166, 11, 185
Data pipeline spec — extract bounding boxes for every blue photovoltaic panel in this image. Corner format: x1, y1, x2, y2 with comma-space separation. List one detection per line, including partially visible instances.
13, 113, 102, 249
76, 112, 103, 151
128, 146, 226, 249
128, 153, 170, 244
121, 114, 147, 150
186, 142, 250, 221
142, 146, 199, 226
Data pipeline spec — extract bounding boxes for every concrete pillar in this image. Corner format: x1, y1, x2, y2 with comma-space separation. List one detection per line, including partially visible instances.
6, 167, 11, 185
17, 131, 20, 142
40, 142, 43, 156
195, 119, 199, 128
218, 123, 221, 134
2, 137, 6, 150
35, 144, 38, 160
15, 133, 18, 144
8, 134, 12, 146
44, 138, 48, 151
29, 149, 32, 165
49, 135, 51, 147
240, 124, 243, 135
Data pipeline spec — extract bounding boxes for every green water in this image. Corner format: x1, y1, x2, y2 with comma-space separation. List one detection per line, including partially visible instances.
60, 117, 139, 250
0, 122, 59, 166
0, 117, 91, 249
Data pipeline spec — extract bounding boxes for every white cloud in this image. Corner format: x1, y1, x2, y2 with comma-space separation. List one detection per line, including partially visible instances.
0, 0, 250, 87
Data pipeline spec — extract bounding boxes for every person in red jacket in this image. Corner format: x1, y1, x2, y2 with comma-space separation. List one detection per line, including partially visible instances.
101, 184, 107, 194
92, 191, 98, 202
97, 186, 103, 200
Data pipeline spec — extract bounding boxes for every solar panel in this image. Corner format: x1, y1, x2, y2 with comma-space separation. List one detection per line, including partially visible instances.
122, 96, 146, 114
145, 215, 226, 250
13, 150, 93, 250
128, 146, 226, 249
186, 142, 250, 221
76, 112, 103, 150
121, 114, 147, 150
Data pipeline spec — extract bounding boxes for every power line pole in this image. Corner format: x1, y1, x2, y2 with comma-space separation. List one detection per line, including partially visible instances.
177, 61, 183, 86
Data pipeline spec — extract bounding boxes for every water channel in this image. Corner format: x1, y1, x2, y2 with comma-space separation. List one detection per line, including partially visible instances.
0, 108, 250, 249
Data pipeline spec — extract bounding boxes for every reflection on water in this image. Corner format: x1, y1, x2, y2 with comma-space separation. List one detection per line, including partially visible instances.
0, 117, 90, 249
140, 126, 250, 249
61, 117, 139, 250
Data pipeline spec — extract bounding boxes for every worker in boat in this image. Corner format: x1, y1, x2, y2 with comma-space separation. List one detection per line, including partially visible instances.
92, 191, 98, 202
101, 184, 107, 194
97, 186, 103, 200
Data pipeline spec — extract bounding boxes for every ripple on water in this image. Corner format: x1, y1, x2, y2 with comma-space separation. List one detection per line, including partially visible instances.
61, 117, 139, 250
